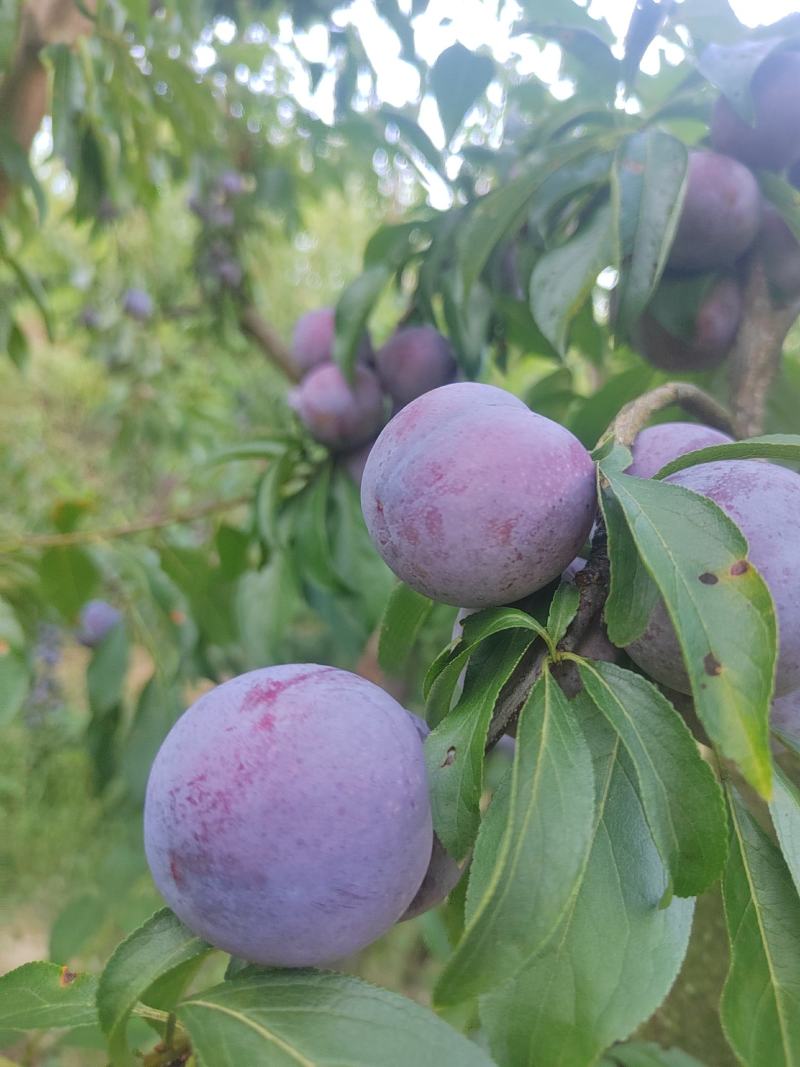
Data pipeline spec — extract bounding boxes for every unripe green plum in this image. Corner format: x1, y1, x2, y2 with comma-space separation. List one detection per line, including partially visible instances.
668, 151, 760, 271
289, 364, 385, 452
144, 665, 433, 966
711, 51, 800, 173
634, 277, 742, 372
626, 460, 800, 697
362, 383, 596, 608
626, 422, 734, 479
375, 325, 457, 408
290, 307, 373, 378
759, 206, 800, 300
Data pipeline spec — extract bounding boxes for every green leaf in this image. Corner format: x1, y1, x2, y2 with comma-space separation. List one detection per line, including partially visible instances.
430, 43, 494, 144
576, 660, 727, 898
770, 766, 800, 898
480, 694, 694, 1067
39, 546, 100, 622
602, 469, 776, 797
697, 38, 786, 122
655, 434, 800, 479
546, 578, 580, 646
434, 669, 595, 1005
531, 201, 614, 355
760, 173, 800, 245
612, 130, 688, 335
97, 908, 211, 1066
208, 440, 289, 465
333, 265, 391, 380
7, 320, 28, 369
178, 969, 495, 1067
289, 465, 350, 595
87, 623, 129, 716
721, 788, 800, 1066
49, 894, 107, 964
607, 1041, 708, 1066
378, 583, 434, 674
0, 646, 29, 725
121, 674, 183, 802
426, 630, 534, 861
379, 107, 447, 181
600, 476, 659, 646
0, 962, 98, 1031
528, 148, 614, 237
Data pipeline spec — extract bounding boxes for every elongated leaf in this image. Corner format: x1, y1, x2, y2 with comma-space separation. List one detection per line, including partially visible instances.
600, 476, 659, 646
480, 695, 694, 1067
698, 38, 785, 121
39, 546, 100, 622
528, 148, 614, 237
426, 630, 534, 860
208, 440, 289, 465
770, 766, 800, 899
613, 130, 688, 334
607, 1041, 707, 1066
434, 669, 595, 1005
333, 265, 391, 379
97, 908, 211, 1066
431, 44, 494, 144
380, 107, 447, 181
603, 468, 776, 796
577, 660, 727, 898
0, 963, 98, 1031
378, 583, 434, 674
0, 646, 28, 725
656, 434, 800, 479
531, 201, 613, 355
87, 624, 129, 716
547, 579, 580, 646
721, 788, 800, 1066
178, 970, 495, 1067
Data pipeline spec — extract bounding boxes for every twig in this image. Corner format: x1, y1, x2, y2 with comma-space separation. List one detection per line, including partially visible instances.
609, 382, 735, 448
728, 255, 800, 438
239, 305, 300, 382
0, 493, 251, 553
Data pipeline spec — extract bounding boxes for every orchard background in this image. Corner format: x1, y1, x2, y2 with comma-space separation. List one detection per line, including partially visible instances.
2, 0, 800, 1064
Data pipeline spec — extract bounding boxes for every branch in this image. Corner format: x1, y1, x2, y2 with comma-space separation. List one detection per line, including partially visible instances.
0, 493, 251, 553
239, 305, 300, 382
728, 255, 800, 439
609, 382, 735, 448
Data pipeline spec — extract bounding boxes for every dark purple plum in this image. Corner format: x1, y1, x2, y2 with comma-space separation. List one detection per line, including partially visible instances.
634, 277, 742, 372
668, 151, 761, 271
626, 422, 734, 479
361, 383, 596, 608
759, 206, 800, 300
77, 600, 122, 648
217, 169, 247, 198
626, 460, 800, 697
289, 363, 384, 452
290, 307, 373, 378
144, 665, 433, 966
122, 288, 154, 322
711, 51, 800, 173
375, 325, 457, 408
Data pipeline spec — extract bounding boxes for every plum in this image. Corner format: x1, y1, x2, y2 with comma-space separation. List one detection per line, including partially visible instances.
217, 169, 247, 198
77, 600, 122, 648
759, 205, 800, 300
375, 325, 458, 408
361, 382, 596, 608
626, 460, 800, 697
711, 50, 800, 173
667, 151, 760, 271
772, 690, 800, 746
289, 363, 385, 452
122, 288, 154, 322
144, 664, 433, 966
626, 422, 734, 479
634, 277, 742, 372
290, 307, 373, 378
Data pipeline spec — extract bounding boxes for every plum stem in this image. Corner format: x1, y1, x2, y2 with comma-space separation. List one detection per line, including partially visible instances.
607, 382, 735, 448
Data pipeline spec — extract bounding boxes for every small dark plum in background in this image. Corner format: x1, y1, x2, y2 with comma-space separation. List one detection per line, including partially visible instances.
361, 382, 596, 608
667, 151, 760, 272
79, 305, 101, 331
626, 460, 800, 697
626, 422, 734, 479
144, 665, 433, 966
759, 206, 800, 300
290, 307, 373, 378
122, 288, 154, 322
711, 50, 800, 172
289, 363, 385, 451
341, 439, 375, 488
375, 325, 458, 408
77, 600, 122, 648
216, 169, 247, 198
634, 277, 742, 372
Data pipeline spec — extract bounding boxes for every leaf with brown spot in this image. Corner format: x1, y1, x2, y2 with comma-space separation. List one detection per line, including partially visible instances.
0, 961, 98, 1031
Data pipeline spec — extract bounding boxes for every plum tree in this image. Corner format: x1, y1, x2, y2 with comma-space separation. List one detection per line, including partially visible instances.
77, 600, 122, 648
290, 307, 373, 378
122, 287, 154, 322
289, 363, 385, 451
711, 50, 800, 172
759, 205, 800, 300
375, 325, 458, 408
361, 382, 596, 607
626, 422, 734, 479
667, 151, 760, 272
626, 460, 800, 696
144, 664, 433, 966
633, 277, 742, 372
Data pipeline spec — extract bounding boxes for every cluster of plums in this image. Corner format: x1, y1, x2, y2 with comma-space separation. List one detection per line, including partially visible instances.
286, 307, 458, 480
144, 376, 800, 968
630, 49, 800, 372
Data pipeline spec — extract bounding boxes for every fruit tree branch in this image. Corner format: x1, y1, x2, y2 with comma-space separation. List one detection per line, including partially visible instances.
608, 381, 736, 448
239, 305, 300, 382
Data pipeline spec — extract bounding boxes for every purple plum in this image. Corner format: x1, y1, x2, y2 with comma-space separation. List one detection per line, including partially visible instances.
289, 363, 385, 452
77, 600, 122, 648
290, 307, 373, 378
375, 325, 458, 408
144, 664, 433, 966
626, 460, 800, 697
634, 277, 742, 372
626, 422, 734, 479
122, 288, 154, 322
361, 383, 596, 608
772, 689, 800, 746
